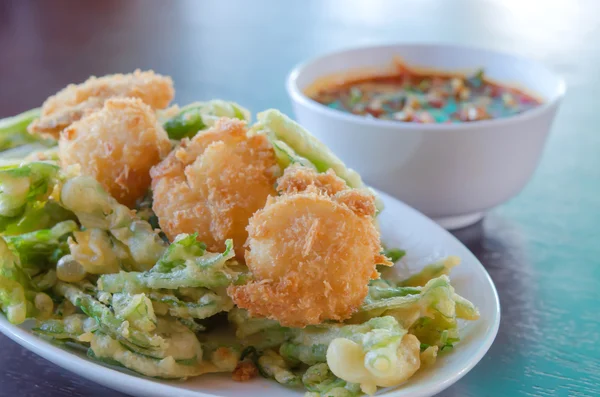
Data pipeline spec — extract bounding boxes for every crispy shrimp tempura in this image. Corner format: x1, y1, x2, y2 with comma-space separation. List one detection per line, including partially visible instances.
150, 118, 280, 258
29, 70, 174, 138
228, 166, 392, 327
59, 97, 172, 207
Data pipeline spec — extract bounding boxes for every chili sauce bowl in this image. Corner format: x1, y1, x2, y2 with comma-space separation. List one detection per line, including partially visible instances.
286, 44, 565, 229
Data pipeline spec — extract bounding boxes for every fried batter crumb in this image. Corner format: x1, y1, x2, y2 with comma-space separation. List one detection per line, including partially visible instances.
29, 69, 174, 139
277, 166, 347, 196
232, 360, 258, 382
333, 189, 377, 217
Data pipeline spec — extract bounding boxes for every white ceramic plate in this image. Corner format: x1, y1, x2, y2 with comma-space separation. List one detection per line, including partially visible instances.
0, 190, 500, 397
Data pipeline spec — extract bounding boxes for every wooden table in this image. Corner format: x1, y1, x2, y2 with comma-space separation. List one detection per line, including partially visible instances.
1, 0, 598, 396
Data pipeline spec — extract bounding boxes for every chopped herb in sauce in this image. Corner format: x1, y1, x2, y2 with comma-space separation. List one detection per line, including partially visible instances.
308, 61, 542, 123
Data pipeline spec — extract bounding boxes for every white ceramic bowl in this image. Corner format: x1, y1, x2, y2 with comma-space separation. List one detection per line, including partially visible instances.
286, 44, 566, 229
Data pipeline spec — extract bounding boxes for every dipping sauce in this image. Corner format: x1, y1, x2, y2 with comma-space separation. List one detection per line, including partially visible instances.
307, 60, 542, 123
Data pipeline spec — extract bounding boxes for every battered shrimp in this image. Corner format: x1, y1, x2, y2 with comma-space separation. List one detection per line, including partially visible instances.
29, 70, 174, 139
228, 166, 391, 327
59, 97, 172, 207
150, 117, 280, 258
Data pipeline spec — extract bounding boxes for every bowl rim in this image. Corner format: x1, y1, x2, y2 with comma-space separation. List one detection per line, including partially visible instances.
286, 42, 567, 132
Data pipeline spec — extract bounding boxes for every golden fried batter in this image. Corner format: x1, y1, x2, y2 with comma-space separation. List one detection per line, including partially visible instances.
276, 166, 347, 196
232, 361, 258, 382
150, 118, 280, 257
59, 97, 171, 207
228, 166, 391, 327
29, 70, 174, 138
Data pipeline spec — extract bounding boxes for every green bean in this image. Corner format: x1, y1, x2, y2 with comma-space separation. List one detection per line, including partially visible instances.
0, 108, 42, 151
367, 285, 421, 300
0, 237, 33, 287
359, 276, 480, 347
134, 193, 165, 240
231, 104, 247, 121
163, 100, 250, 140
0, 274, 28, 324
1, 200, 76, 237
99, 265, 230, 292
176, 317, 206, 333
282, 316, 405, 380
151, 233, 206, 273
0, 162, 61, 232
257, 349, 301, 387
111, 292, 157, 333
251, 110, 362, 187
60, 176, 167, 271
320, 386, 362, 397
148, 290, 232, 320
382, 248, 406, 263
397, 256, 459, 287
86, 347, 124, 368
303, 363, 344, 392
31, 269, 57, 291
53, 298, 76, 318
227, 308, 291, 349
33, 313, 97, 341
453, 292, 480, 320
163, 107, 206, 139
98, 238, 235, 293
110, 220, 167, 270
250, 109, 385, 212
302, 363, 360, 396
0, 239, 54, 324
55, 281, 165, 355
228, 307, 281, 337
5, 220, 77, 272
269, 140, 316, 170
88, 333, 210, 379
360, 276, 456, 318
279, 342, 327, 365
68, 228, 128, 275
0, 237, 36, 323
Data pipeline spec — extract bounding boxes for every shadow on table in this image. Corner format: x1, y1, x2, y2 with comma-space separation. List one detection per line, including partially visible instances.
440, 214, 540, 396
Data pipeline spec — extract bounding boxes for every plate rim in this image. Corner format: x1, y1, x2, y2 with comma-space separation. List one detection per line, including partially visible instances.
0, 189, 501, 397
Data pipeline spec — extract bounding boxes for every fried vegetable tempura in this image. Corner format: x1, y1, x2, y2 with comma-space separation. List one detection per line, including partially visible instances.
59, 97, 172, 207
29, 70, 174, 138
228, 166, 392, 327
150, 118, 280, 257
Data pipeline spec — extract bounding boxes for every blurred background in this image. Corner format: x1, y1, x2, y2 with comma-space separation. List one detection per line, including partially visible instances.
1, 0, 597, 116
0, 1, 599, 396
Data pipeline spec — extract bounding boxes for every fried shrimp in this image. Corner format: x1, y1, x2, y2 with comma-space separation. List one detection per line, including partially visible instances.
28, 70, 174, 138
228, 166, 391, 327
150, 118, 280, 257
59, 97, 172, 207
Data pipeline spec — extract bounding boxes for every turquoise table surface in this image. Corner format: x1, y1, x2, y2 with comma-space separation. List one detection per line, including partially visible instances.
0, 0, 598, 396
